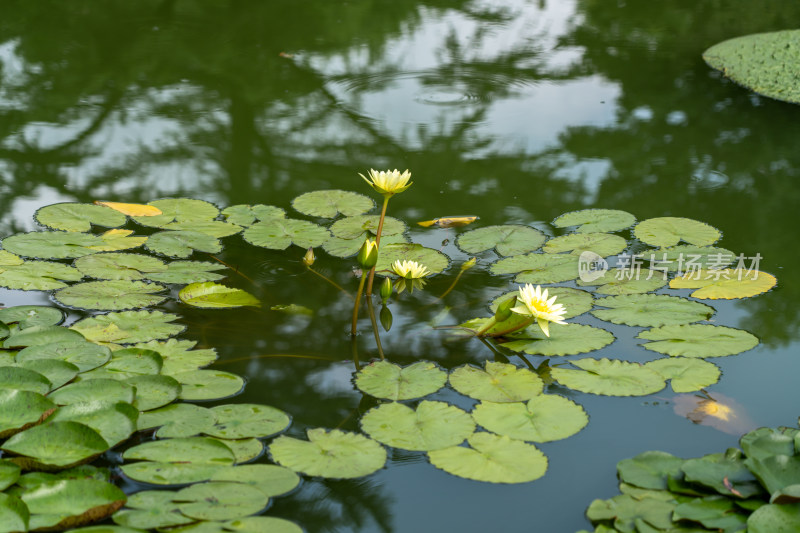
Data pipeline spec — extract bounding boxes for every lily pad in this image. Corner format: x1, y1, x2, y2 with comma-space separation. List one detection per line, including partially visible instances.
210, 438, 263, 464
639, 324, 759, 358
0, 493, 29, 533
132, 199, 220, 227
354, 360, 447, 400
682, 450, 764, 498
222, 516, 303, 533
0, 366, 52, 394
205, 404, 290, 439
591, 294, 715, 327
617, 451, 684, 491
669, 269, 777, 299
740, 427, 797, 462
644, 358, 721, 393
20, 478, 126, 530
0, 460, 21, 491
744, 455, 800, 496
0, 389, 56, 439
222, 204, 286, 226
146, 261, 227, 284
179, 282, 260, 308
70, 310, 185, 344
490, 287, 594, 319
553, 209, 636, 233
135, 339, 218, 375
35, 203, 126, 232
126, 375, 182, 411
748, 502, 800, 532
374, 243, 449, 275
74, 253, 167, 280
1, 231, 104, 259
586, 494, 676, 532
551, 358, 666, 396
491, 253, 580, 284
449, 361, 543, 402
4, 325, 86, 348
704, 29, 800, 105
543, 232, 627, 257
161, 221, 242, 238
80, 347, 163, 380
577, 267, 668, 295
112, 490, 193, 529
145, 231, 222, 258
175, 370, 245, 401
94, 200, 163, 217
472, 395, 588, 442
642, 245, 735, 272
456, 225, 546, 256
2, 421, 109, 469
54, 280, 167, 311
0, 306, 63, 329
428, 432, 548, 484
16, 341, 111, 372
209, 464, 300, 498
361, 401, 475, 451
48, 379, 136, 406
269, 428, 386, 479
293, 190, 374, 218
122, 437, 235, 478
634, 217, 721, 248
18, 359, 79, 389
501, 323, 615, 356
243, 219, 330, 250
174, 481, 268, 521
137, 403, 216, 438
50, 401, 139, 448
322, 233, 407, 258
0, 261, 83, 290
89, 230, 148, 252
329, 215, 405, 239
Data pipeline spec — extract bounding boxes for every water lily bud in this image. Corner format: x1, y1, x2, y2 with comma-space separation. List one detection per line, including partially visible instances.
357, 239, 379, 269
494, 294, 518, 322
380, 305, 393, 332
302, 247, 315, 267
461, 257, 477, 271
380, 277, 393, 303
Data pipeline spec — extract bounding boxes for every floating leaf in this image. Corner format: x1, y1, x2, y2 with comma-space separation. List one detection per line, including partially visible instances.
137, 403, 215, 438
161, 220, 242, 238
121, 437, 235, 485
94, 201, 163, 217
175, 370, 245, 401
0, 261, 83, 290
744, 455, 800, 496
449, 361, 543, 403
145, 231, 222, 258
35, 203, 126, 232
617, 451, 684, 491
4, 325, 85, 348
740, 427, 798, 462
669, 269, 777, 299
1, 231, 104, 259
74, 253, 167, 280
136, 339, 218, 375
634, 217, 721, 248
146, 261, 227, 284
221, 517, 303, 533
543, 232, 627, 257
682, 450, 764, 498
0, 306, 63, 329
374, 243, 449, 274
592, 294, 714, 327
269, 428, 386, 479
205, 404, 290, 439
645, 358, 721, 393
642, 245, 735, 272
491, 253, 580, 284
211, 438, 263, 464
748, 502, 800, 532
132, 199, 219, 227
54, 280, 167, 311
112, 490, 193, 529
417, 216, 478, 228
292, 189, 374, 218
89, 229, 148, 252
174, 482, 268, 521
472, 395, 588, 442
551, 358, 665, 396
0, 389, 56, 439
70, 310, 185, 344
360, 401, 475, 451
179, 282, 260, 308
0, 460, 21, 490
209, 464, 300, 498
354, 361, 447, 400
21, 478, 126, 530
322, 233, 407, 258
456, 225, 546, 256
221, 205, 285, 227
2, 421, 109, 469
586, 494, 676, 532
553, 209, 636, 233
243, 218, 330, 250
428, 432, 547, 484
18, 359, 79, 389
577, 267, 668, 295
329, 215, 405, 239
126, 375, 182, 411
0, 366, 52, 394
639, 324, 759, 358
501, 323, 615, 356
490, 287, 593, 319
16, 341, 111, 372
50, 401, 138, 448
704, 29, 800, 105
49, 379, 136, 406
0, 250, 23, 265
0, 493, 29, 533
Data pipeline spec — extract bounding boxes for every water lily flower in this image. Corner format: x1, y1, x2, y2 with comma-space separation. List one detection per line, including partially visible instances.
510, 284, 567, 337
391, 259, 430, 279
360, 168, 413, 197
357, 239, 379, 269
302, 247, 316, 267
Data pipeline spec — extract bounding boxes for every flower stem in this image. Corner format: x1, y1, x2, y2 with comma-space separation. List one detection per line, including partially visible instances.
475, 317, 498, 337
365, 297, 385, 360
351, 271, 368, 336
365, 196, 390, 296
437, 269, 465, 300
307, 266, 354, 300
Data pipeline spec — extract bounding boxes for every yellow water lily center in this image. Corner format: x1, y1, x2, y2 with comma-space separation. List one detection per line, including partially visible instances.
510, 284, 567, 337
360, 168, 413, 196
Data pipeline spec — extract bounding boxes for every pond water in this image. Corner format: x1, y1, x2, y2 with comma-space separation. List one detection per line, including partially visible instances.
1, 1, 800, 532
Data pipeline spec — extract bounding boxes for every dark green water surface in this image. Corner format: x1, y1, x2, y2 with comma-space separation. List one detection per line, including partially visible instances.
1, 1, 800, 531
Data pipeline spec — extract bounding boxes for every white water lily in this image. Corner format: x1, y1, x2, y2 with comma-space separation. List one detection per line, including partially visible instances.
510, 284, 567, 337
360, 168, 413, 196
391, 259, 430, 279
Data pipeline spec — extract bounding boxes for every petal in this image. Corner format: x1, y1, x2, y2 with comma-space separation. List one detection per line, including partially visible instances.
537, 317, 551, 337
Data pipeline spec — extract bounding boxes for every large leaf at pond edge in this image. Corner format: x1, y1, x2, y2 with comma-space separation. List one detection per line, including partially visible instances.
586, 494, 676, 532
209, 464, 300, 498
1, 231, 104, 259
704, 30, 800, 105
360, 401, 475, 451
270, 428, 386, 478
145, 230, 222, 258
205, 403, 290, 439
35, 203, 126, 232
174, 369, 245, 401
553, 209, 636, 233
0, 306, 63, 329
131, 199, 219, 227
744, 455, 800, 496
0, 389, 56, 439
543, 232, 627, 257
4, 325, 85, 348
2, 421, 109, 469
50, 401, 138, 448
121, 437, 235, 484
551, 358, 666, 396
0, 366, 52, 394
54, 280, 167, 311
491, 253, 580, 284
48, 379, 136, 406
329, 215, 405, 239
490, 287, 593, 319
669, 269, 777, 299
642, 245, 735, 272
126, 375, 181, 411
644, 358, 721, 393
374, 243, 449, 274
354, 360, 447, 400
16, 341, 111, 372
112, 489, 193, 529
456, 225, 546, 256
472, 394, 588, 442
20, 478, 126, 530
0, 492, 28, 532
135, 339, 218, 375
174, 481, 268, 521
747, 502, 800, 532
639, 324, 759, 358
592, 294, 714, 327
449, 361, 543, 402
617, 451, 684, 491
70, 310, 184, 344
0, 261, 83, 290
74, 253, 167, 280
179, 282, 260, 308
577, 267, 668, 295
146, 261, 227, 284
292, 189, 374, 218
740, 427, 798, 462
682, 450, 764, 498
243, 218, 330, 250
18, 359, 79, 389
501, 323, 614, 356
222, 204, 286, 226
634, 217, 721, 247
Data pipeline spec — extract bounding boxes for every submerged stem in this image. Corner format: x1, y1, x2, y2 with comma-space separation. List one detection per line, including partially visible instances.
365, 196, 390, 296
365, 297, 385, 360
307, 266, 354, 300
351, 271, 368, 336
208, 254, 254, 283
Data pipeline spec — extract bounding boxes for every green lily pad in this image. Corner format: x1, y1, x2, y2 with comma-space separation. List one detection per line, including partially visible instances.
74, 253, 167, 280
135, 339, 218, 375
321, 233, 407, 258
0, 389, 56, 439
174, 482, 268, 521
179, 282, 260, 308
472, 395, 588, 442
80, 347, 163, 380
577, 267, 668, 295
748, 502, 800, 532
122, 437, 236, 484
0, 493, 29, 533
209, 464, 300, 498
682, 450, 764, 498
0, 306, 63, 329
209, 438, 263, 464
35, 203, 127, 232
745, 455, 800, 496
456, 225, 546, 256
90, 230, 148, 253
4, 325, 86, 348
673, 496, 748, 531
669, 269, 777, 299
146, 261, 227, 284
269, 428, 386, 479
16, 341, 111, 372
243, 218, 330, 250
491, 253, 580, 284
132, 199, 220, 227
54, 280, 167, 311
137, 403, 216, 437
586, 494, 676, 532
642, 245, 735, 272
639, 324, 759, 358
145, 230, 222, 258
551, 358, 666, 396
329, 215, 405, 239
1, 231, 104, 259
374, 243, 449, 274
704, 29, 800, 105
740, 427, 798, 462
617, 451, 684, 491
222, 516, 303, 533
0, 459, 21, 490
428, 432, 548, 484
0, 261, 83, 290
161, 220, 242, 238
501, 323, 615, 356
205, 404, 290, 439
50, 401, 138, 448
18, 359, 79, 389
553, 209, 636, 233
2, 421, 109, 469
354, 360, 447, 400
70, 526, 149, 533
592, 294, 715, 327
644, 358, 721, 393
70, 310, 185, 344
221, 204, 286, 226
490, 287, 594, 319
0, 366, 52, 394
449, 361, 543, 402
0, 250, 23, 265
112, 490, 193, 529
543, 232, 627, 257
20, 478, 126, 531
292, 190, 374, 218
361, 401, 475, 451
175, 370, 245, 401
126, 375, 182, 411
49, 379, 136, 405
634, 217, 721, 248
